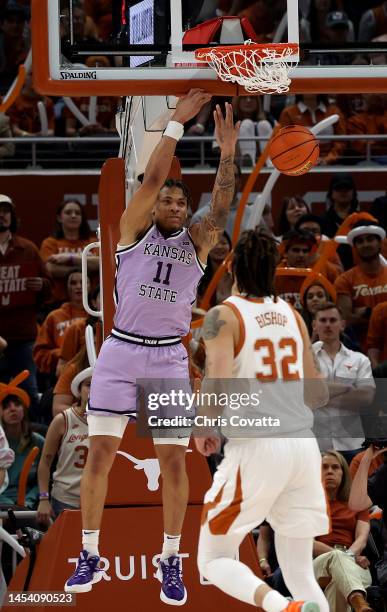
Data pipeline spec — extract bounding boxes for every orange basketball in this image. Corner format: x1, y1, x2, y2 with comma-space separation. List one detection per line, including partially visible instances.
268, 125, 319, 176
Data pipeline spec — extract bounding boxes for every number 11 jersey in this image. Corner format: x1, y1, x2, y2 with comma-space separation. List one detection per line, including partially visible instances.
114, 225, 205, 337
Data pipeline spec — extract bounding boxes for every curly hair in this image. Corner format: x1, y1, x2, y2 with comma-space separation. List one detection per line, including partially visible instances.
232, 227, 279, 298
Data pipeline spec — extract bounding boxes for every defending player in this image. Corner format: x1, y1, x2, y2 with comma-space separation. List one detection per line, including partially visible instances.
195, 228, 330, 612
65, 89, 240, 605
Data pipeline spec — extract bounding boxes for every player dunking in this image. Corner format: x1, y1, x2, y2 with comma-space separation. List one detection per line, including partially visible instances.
195, 228, 330, 612
65, 90, 240, 604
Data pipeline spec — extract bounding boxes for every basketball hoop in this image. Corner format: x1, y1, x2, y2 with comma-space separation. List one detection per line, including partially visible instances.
195, 41, 299, 94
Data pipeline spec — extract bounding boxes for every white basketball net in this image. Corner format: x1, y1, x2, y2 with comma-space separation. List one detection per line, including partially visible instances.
197, 41, 298, 94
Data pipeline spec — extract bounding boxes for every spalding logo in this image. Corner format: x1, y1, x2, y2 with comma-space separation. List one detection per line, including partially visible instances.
60, 71, 97, 80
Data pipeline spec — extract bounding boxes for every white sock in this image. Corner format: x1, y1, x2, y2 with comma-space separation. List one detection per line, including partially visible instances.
262, 591, 290, 612
82, 529, 100, 557
161, 533, 181, 560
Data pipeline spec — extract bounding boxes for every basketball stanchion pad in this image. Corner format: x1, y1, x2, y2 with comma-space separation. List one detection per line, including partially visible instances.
4, 506, 262, 611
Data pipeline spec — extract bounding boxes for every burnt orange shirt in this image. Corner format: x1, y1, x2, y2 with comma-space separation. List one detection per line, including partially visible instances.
59, 318, 103, 363
40, 236, 97, 302
367, 302, 387, 361
33, 303, 87, 374
349, 450, 385, 480
54, 362, 77, 397
335, 264, 387, 348
317, 499, 369, 549
84, 0, 112, 39
274, 268, 309, 311
7, 95, 55, 134
347, 111, 387, 157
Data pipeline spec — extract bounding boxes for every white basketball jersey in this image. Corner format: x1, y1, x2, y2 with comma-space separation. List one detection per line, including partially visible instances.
222, 295, 313, 437
51, 407, 89, 506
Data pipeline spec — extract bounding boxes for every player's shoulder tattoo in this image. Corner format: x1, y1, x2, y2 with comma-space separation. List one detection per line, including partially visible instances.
202, 307, 227, 340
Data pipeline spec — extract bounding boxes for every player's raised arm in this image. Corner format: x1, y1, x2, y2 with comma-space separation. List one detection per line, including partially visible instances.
119, 89, 211, 244
190, 103, 240, 261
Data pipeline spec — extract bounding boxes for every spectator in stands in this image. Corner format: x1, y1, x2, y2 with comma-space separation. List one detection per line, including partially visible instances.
52, 346, 90, 416
230, 0, 286, 43
367, 302, 387, 368
323, 172, 359, 271
369, 194, 387, 260
56, 285, 101, 376
40, 198, 99, 306
190, 162, 252, 239
275, 229, 316, 310
6, 73, 55, 137
84, 0, 112, 40
322, 11, 355, 64
0, 1, 29, 96
0, 419, 14, 495
347, 94, 387, 164
293, 215, 339, 284
0, 194, 51, 409
279, 94, 346, 164
295, 213, 344, 275
323, 173, 359, 239
230, 96, 275, 167
314, 450, 373, 612
312, 303, 375, 463
304, 0, 349, 43
0, 371, 45, 509
280, 228, 317, 268
335, 221, 387, 351
0, 113, 14, 158
37, 367, 91, 523
349, 445, 386, 480
197, 232, 232, 308
276, 195, 310, 237
349, 445, 387, 554
33, 272, 88, 381
60, 0, 99, 42
300, 278, 335, 339
359, 2, 387, 41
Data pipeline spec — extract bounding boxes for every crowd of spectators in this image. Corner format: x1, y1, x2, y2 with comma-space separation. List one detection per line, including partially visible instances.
1, 1, 387, 167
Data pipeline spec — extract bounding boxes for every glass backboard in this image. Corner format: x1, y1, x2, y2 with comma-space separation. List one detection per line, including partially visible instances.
32, 0, 387, 96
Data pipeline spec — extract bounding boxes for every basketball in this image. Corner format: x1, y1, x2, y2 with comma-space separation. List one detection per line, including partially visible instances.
268, 125, 320, 176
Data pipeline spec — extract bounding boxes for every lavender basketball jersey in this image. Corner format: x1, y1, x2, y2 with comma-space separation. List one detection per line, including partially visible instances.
114, 225, 205, 337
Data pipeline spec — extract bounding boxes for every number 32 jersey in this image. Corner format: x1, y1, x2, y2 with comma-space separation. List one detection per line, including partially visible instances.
114, 225, 205, 337
223, 294, 313, 435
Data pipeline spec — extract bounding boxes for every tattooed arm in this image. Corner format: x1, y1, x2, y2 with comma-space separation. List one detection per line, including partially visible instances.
201, 305, 238, 379
37, 413, 65, 524
190, 103, 240, 262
